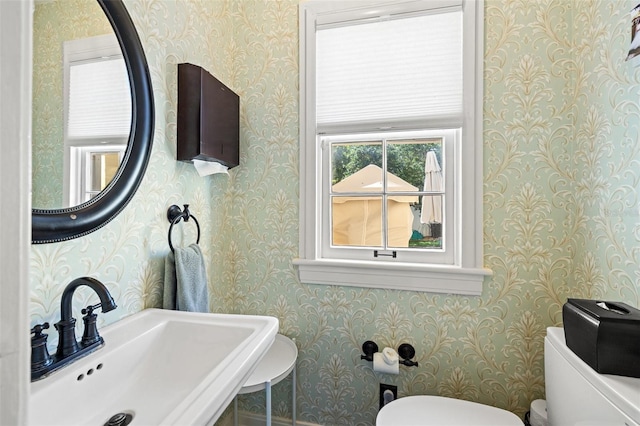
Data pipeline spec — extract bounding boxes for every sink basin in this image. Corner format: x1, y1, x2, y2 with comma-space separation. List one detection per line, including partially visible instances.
29, 308, 278, 426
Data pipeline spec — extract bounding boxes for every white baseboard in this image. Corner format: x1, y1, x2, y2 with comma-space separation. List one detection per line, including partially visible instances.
217, 410, 320, 426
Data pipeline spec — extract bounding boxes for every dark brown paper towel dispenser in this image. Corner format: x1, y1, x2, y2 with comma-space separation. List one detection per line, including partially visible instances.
562, 298, 640, 378
177, 63, 239, 168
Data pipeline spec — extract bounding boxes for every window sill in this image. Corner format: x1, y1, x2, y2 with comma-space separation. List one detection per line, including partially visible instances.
293, 258, 491, 295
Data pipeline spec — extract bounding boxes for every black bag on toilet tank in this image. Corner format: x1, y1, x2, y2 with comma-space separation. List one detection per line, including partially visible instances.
562, 298, 640, 378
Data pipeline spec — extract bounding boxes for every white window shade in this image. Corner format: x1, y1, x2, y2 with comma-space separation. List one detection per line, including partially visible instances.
316, 9, 462, 132
67, 58, 131, 139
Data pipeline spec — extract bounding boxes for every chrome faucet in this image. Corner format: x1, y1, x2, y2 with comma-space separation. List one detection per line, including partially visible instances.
31, 277, 117, 381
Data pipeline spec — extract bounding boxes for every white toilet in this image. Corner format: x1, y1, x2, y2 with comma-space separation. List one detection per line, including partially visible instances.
544, 326, 639, 425
376, 394, 522, 425
377, 326, 640, 425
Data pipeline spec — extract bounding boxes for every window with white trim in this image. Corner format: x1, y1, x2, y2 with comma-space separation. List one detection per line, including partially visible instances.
63, 34, 130, 206
68, 145, 126, 204
295, 0, 489, 294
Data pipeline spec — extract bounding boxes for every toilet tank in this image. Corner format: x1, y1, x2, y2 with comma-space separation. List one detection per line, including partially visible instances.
545, 327, 640, 426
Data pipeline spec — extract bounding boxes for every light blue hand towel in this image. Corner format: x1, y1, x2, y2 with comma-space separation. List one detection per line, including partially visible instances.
163, 243, 209, 313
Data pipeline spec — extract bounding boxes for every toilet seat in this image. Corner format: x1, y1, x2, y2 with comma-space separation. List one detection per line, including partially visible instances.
376, 395, 522, 426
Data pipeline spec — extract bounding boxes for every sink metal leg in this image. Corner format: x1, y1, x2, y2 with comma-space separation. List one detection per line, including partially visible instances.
234, 396, 238, 426
266, 379, 272, 426
292, 364, 297, 426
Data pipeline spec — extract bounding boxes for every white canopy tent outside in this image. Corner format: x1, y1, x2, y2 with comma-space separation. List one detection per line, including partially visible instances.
332, 165, 418, 247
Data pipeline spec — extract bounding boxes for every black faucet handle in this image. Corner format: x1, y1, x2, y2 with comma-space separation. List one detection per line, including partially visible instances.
31, 322, 50, 337
81, 304, 104, 347
31, 322, 53, 379
81, 303, 102, 316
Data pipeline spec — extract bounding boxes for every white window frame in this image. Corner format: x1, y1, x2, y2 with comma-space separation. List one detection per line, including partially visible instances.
69, 144, 126, 205
322, 129, 456, 264
294, 0, 490, 295
62, 34, 129, 207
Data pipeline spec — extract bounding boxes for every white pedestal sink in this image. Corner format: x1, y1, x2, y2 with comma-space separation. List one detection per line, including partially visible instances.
29, 309, 279, 426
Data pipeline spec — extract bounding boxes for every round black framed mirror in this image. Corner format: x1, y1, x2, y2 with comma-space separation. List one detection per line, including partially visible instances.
32, 0, 154, 244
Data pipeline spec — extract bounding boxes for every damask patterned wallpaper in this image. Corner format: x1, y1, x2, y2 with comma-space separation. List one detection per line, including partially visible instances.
29, 1, 640, 425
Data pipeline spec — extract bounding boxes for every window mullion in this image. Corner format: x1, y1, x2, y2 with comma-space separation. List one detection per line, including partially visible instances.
381, 138, 389, 251
322, 137, 332, 253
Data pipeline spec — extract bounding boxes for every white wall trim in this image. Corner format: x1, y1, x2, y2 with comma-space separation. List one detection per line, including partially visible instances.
0, 0, 32, 423
294, 258, 490, 295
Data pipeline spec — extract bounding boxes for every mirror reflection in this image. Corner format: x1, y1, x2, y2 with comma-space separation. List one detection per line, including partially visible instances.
32, 0, 131, 210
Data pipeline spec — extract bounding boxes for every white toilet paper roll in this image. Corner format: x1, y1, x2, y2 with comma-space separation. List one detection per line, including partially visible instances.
529, 399, 548, 426
373, 347, 399, 374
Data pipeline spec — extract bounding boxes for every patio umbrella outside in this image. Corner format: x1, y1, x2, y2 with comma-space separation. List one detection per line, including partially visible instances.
420, 151, 443, 226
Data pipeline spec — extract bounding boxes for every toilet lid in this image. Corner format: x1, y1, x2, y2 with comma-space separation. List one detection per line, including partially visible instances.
376, 396, 523, 426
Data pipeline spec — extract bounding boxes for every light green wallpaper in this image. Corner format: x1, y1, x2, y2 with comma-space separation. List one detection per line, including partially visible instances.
573, 0, 640, 303
29, 1, 640, 425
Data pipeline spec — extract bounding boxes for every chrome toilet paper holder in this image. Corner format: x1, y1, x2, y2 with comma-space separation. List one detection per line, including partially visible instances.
360, 341, 418, 367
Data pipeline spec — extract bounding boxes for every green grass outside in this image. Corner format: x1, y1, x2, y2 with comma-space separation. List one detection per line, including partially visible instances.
409, 239, 442, 248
